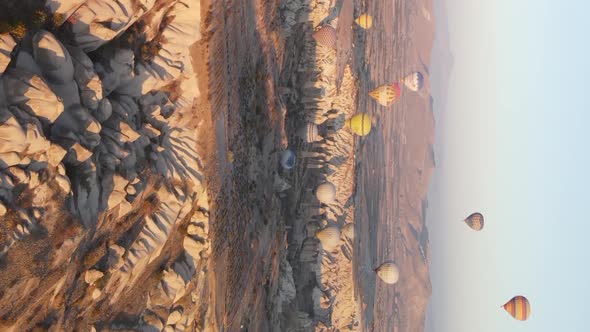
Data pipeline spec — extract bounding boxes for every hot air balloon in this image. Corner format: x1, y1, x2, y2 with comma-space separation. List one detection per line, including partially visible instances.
502, 295, 531, 321
401, 71, 424, 92
315, 182, 336, 204
341, 223, 354, 240
369, 83, 401, 106
346, 113, 372, 136
280, 150, 296, 169
297, 123, 323, 143
355, 14, 373, 29
313, 25, 337, 49
376, 262, 400, 284
316, 226, 341, 250
463, 212, 484, 231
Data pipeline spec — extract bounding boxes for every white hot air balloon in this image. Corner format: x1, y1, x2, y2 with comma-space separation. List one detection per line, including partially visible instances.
315, 182, 336, 204
341, 223, 354, 240
401, 71, 424, 92
376, 262, 400, 284
316, 226, 341, 250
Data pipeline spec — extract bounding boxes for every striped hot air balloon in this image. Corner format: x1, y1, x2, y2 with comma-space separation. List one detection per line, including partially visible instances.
341, 223, 354, 240
297, 123, 323, 143
502, 295, 531, 321
463, 212, 484, 231
401, 71, 424, 92
346, 113, 372, 136
312, 25, 337, 49
369, 83, 401, 106
355, 14, 373, 29
376, 262, 400, 284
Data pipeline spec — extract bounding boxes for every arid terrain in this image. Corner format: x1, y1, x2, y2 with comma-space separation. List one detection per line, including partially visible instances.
0, 0, 435, 331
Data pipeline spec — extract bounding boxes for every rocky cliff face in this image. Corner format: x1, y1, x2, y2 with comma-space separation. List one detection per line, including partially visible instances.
0, 1, 208, 331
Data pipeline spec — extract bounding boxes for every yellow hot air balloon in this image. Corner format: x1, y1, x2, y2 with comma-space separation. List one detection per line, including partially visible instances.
355, 14, 373, 29
502, 295, 531, 321
346, 113, 372, 136
376, 262, 400, 284
463, 212, 484, 231
369, 83, 401, 106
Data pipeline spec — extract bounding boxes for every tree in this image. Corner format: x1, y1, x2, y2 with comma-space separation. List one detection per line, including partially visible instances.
32, 9, 47, 29
9, 22, 26, 40
140, 41, 161, 63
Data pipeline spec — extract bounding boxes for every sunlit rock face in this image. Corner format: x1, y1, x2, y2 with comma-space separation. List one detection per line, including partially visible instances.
68, 0, 158, 52
0, 34, 16, 75
33, 31, 75, 84
0, 0, 207, 330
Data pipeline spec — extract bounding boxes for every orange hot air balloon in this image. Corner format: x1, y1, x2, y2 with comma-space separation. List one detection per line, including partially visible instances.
502, 295, 531, 321
312, 25, 337, 49
369, 83, 401, 106
463, 212, 484, 231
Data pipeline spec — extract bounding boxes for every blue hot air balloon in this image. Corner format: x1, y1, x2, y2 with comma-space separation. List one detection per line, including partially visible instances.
280, 150, 296, 169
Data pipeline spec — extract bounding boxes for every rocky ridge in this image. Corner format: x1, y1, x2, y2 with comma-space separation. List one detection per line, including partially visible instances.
0, 1, 208, 330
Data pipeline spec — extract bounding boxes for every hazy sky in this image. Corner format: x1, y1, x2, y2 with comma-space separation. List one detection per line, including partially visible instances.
426, 0, 590, 331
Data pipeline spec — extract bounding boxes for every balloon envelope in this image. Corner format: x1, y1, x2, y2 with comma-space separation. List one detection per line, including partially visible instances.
376, 262, 400, 284
402, 72, 424, 92
298, 123, 322, 143
346, 113, 372, 136
355, 14, 373, 29
503, 296, 531, 321
341, 223, 354, 240
315, 182, 337, 204
313, 25, 337, 49
464, 212, 484, 231
369, 83, 401, 106
316, 226, 341, 250
280, 150, 296, 169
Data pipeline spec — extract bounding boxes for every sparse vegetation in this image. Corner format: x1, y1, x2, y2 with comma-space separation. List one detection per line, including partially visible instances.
140, 41, 162, 63
9, 22, 27, 39
112, 21, 164, 64
82, 244, 107, 269
0, 2, 64, 40
51, 13, 66, 28
32, 10, 48, 29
